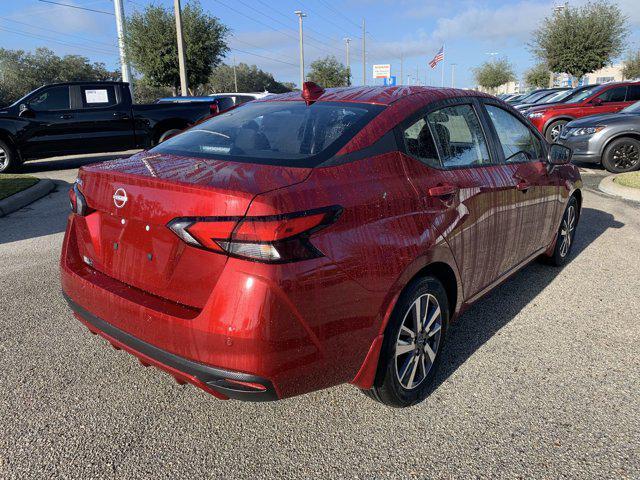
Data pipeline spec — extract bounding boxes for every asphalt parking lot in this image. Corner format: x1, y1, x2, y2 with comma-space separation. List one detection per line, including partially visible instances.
1, 155, 638, 479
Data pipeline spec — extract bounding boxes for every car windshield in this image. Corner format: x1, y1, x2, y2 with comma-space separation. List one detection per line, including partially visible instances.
543, 90, 573, 103
622, 101, 640, 113
525, 91, 553, 103
151, 101, 383, 166
564, 85, 603, 104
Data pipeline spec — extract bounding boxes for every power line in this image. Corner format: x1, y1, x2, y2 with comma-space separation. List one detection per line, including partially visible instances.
0, 25, 118, 57
316, 0, 361, 29
229, 48, 297, 67
0, 16, 118, 49
36, 0, 115, 15
209, 0, 344, 58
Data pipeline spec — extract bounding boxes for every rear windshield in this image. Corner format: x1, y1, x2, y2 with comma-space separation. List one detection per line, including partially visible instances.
151, 100, 384, 167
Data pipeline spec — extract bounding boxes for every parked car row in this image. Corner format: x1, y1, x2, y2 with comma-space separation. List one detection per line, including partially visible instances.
61, 82, 582, 406
500, 81, 640, 173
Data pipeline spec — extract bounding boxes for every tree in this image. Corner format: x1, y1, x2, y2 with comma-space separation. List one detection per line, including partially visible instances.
125, 1, 228, 94
530, 1, 628, 79
473, 58, 516, 92
307, 56, 351, 88
0, 47, 117, 106
207, 63, 293, 93
622, 51, 640, 80
524, 63, 551, 89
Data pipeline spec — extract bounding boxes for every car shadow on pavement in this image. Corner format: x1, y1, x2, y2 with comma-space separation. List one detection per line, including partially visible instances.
20, 151, 139, 174
429, 206, 624, 394
0, 180, 71, 245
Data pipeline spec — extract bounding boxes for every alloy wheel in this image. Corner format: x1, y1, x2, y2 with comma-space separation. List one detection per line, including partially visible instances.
0, 146, 8, 171
559, 204, 576, 258
394, 293, 442, 390
550, 124, 563, 142
612, 143, 639, 170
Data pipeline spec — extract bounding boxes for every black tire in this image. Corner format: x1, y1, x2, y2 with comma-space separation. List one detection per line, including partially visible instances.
602, 137, 640, 173
363, 276, 449, 407
0, 139, 19, 173
545, 120, 568, 143
157, 128, 182, 144
547, 196, 579, 266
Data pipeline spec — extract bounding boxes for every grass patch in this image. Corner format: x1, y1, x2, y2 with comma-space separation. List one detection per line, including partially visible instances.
614, 171, 640, 189
0, 174, 39, 200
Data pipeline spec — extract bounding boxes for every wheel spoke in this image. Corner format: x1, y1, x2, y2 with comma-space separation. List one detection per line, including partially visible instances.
427, 323, 441, 338
424, 303, 440, 332
400, 325, 415, 338
424, 343, 437, 363
406, 355, 419, 389
396, 341, 416, 357
413, 299, 421, 334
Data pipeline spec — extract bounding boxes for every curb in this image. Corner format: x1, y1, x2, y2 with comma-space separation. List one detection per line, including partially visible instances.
0, 178, 56, 217
598, 174, 640, 203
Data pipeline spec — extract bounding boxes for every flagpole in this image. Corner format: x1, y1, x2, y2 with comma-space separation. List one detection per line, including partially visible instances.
441, 43, 445, 87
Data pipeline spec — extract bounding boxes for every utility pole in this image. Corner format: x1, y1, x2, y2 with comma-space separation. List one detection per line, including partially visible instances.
362, 18, 366, 86
344, 37, 351, 85
233, 56, 238, 93
451, 63, 457, 88
295, 10, 307, 88
400, 53, 403, 86
174, 0, 189, 96
113, 0, 133, 97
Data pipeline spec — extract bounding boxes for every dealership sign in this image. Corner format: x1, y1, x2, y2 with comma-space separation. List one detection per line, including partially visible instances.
373, 64, 391, 79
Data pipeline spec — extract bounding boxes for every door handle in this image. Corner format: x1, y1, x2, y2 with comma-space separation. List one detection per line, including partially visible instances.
59, 114, 73, 119
113, 112, 129, 119
428, 184, 458, 198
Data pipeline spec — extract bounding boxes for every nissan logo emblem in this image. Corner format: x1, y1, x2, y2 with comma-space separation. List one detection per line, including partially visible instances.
113, 188, 128, 208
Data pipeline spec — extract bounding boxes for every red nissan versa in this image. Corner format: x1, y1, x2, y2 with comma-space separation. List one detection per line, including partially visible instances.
526, 81, 640, 142
61, 84, 582, 407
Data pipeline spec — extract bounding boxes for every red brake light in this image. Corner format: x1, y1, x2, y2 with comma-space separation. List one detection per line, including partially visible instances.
167, 206, 342, 263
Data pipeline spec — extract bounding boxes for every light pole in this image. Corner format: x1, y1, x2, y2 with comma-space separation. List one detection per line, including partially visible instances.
174, 0, 189, 96
113, 0, 132, 97
294, 10, 307, 88
451, 63, 457, 88
344, 37, 351, 85
362, 18, 366, 86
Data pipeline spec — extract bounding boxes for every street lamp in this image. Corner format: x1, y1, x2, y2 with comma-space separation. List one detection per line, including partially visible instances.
294, 10, 307, 88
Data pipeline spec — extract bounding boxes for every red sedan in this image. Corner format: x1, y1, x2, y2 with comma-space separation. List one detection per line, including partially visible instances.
61, 84, 582, 407
526, 81, 640, 142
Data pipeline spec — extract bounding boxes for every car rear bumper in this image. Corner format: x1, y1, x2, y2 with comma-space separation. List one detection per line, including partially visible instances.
60, 214, 382, 399
64, 292, 278, 401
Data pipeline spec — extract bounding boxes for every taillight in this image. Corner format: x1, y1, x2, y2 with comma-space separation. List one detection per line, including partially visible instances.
69, 180, 89, 216
167, 206, 342, 263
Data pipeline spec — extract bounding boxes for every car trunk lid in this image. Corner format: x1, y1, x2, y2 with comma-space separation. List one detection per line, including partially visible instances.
73, 152, 310, 309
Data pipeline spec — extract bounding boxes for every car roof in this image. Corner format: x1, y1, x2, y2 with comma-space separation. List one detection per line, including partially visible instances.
257, 85, 492, 106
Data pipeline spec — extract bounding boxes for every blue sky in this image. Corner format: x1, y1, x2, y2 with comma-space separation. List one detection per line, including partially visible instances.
1, 0, 639, 89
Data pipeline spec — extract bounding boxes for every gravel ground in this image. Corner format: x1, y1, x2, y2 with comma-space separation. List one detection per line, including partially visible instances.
0, 158, 638, 479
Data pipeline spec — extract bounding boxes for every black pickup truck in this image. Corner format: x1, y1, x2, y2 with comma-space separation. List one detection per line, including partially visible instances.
0, 81, 215, 172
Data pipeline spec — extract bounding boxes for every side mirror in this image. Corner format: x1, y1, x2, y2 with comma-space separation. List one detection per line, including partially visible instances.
590, 97, 603, 106
18, 104, 35, 118
548, 143, 572, 165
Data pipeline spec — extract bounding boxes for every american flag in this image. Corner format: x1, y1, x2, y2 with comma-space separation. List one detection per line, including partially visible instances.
429, 46, 444, 69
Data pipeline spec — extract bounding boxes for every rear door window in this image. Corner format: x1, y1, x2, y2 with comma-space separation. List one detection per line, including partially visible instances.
80, 86, 117, 108
152, 101, 383, 167
625, 85, 640, 102
597, 86, 627, 103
